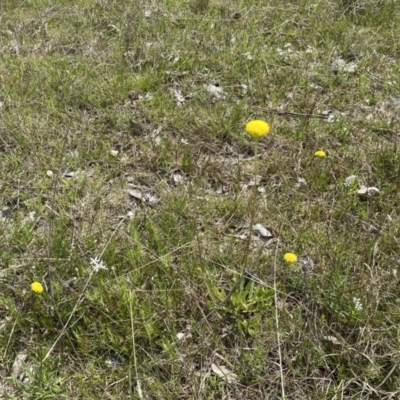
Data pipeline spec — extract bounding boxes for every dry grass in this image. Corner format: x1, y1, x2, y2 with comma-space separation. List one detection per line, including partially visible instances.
1, 0, 400, 398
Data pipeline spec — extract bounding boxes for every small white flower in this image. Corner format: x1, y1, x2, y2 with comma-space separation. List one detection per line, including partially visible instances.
90, 257, 107, 273
344, 175, 357, 187
353, 297, 362, 311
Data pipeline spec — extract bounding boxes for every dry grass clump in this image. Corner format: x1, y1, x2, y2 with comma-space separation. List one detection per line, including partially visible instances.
1, 0, 400, 398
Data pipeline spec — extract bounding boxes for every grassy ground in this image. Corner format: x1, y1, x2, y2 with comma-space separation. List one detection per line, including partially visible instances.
1, 0, 400, 398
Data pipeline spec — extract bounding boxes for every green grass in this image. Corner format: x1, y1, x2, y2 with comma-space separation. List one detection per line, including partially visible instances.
1, 0, 400, 398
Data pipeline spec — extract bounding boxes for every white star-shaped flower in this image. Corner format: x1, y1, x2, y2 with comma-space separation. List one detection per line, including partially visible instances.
90, 257, 107, 273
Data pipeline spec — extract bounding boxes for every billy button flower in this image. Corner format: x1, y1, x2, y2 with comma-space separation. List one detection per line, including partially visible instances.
314, 150, 326, 157
284, 253, 297, 263
31, 281, 44, 294
245, 120, 270, 138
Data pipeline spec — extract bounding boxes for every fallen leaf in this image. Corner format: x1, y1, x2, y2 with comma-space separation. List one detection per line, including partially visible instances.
324, 335, 342, 346
252, 224, 274, 239
204, 83, 225, 99
128, 189, 143, 201
63, 171, 75, 178
295, 177, 307, 188
144, 194, 160, 204
173, 173, 184, 184
128, 186, 160, 205
172, 88, 185, 106
11, 352, 28, 378
357, 186, 380, 198
211, 363, 238, 384
300, 256, 314, 274
248, 175, 263, 186
331, 58, 357, 73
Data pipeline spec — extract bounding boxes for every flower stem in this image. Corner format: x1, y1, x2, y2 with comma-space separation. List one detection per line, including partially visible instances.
220, 140, 259, 305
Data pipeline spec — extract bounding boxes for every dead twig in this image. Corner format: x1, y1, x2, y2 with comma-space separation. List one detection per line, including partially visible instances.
251, 105, 329, 119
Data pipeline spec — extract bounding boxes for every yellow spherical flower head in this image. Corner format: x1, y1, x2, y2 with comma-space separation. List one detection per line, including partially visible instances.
284, 253, 297, 263
314, 150, 326, 157
31, 281, 44, 294
245, 120, 270, 138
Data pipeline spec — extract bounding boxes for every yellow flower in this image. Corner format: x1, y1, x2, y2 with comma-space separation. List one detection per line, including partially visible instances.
31, 281, 44, 294
314, 150, 326, 157
245, 120, 270, 138
284, 253, 297, 263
